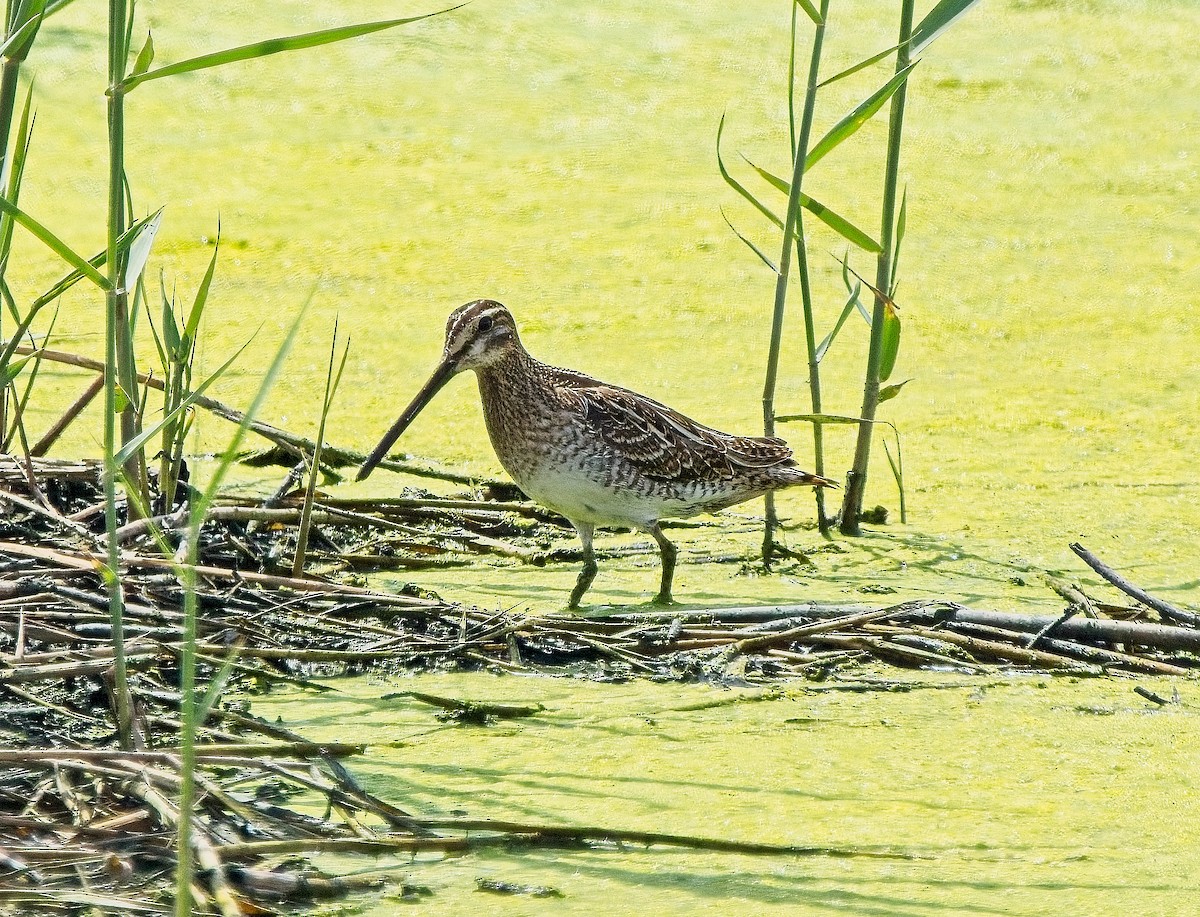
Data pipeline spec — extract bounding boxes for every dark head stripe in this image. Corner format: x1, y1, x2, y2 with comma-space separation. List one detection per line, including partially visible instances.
444, 300, 510, 351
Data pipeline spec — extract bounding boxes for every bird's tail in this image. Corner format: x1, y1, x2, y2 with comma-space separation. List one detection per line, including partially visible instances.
782, 468, 839, 489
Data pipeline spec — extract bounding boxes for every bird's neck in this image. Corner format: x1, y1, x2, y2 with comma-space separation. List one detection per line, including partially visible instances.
475, 345, 546, 406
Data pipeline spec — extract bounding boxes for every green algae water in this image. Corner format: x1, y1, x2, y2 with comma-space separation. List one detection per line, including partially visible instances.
23, 0, 1199, 609
20, 1, 1200, 913
253, 671, 1199, 915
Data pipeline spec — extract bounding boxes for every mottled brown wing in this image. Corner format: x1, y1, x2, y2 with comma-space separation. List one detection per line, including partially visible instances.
559, 378, 795, 483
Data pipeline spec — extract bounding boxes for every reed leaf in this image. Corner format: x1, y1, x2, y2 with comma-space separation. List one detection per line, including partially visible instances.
184, 231, 219, 343
883, 433, 906, 523
814, 281, 861, 362
728, 145, 881, 252
775, 412, 864, 425
0, 350, 34, 385
113, 339, 250, 467
122, 206, 163, 292
878, 302, 901, 381
0, 197, 109, 289
878, 378, 910, 403
806, 62, 916, 170
794, 0, 822, 26
130, 30, 153, 77
122, 8, 460, 91
742, 155, 881, 249
720, 207, 777, 273
817, 42, 905, 89
0, 81, 35, 274
890, 185, 907, 298
911, 0, 982, 53
1, 4, 43, 62
27, 216, 149, 310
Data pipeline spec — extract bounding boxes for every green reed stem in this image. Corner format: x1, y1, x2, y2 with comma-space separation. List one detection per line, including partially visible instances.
103, 0, 133, 751
839, 0, 913, 536
761, 0, 831, 561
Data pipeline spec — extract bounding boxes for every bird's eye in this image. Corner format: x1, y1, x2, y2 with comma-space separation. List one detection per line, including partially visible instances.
478, 315, 494, 332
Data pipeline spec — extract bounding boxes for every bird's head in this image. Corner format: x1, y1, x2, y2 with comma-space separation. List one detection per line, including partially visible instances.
356, 299, 521, 481
441, 299, 522, 370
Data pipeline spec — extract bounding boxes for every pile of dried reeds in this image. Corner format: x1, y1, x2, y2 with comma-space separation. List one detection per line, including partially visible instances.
2, 453, 1197, 912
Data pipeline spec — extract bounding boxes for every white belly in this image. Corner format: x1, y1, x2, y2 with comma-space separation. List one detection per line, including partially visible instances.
516, 462, 694, 528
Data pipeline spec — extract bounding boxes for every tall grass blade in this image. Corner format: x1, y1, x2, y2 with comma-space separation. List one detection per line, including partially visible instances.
814, 282, 860, 362
0, 197, 110, 288
720, 207, 777, 273
292, 321, 350, 577
175, 296, 312, 917
882, 434, 906, 523
793, 0, 822, 26
806, 62, 916, 170
739, 154, 882, 252
911, 0, 981, 53
817, 42, 905, 88
184, 230, 219, 342
124, 8, 461, 90
113, 338, 250, 466
0, 5, 43, 62
890, 185, 907, 298
0, 81, 34, 283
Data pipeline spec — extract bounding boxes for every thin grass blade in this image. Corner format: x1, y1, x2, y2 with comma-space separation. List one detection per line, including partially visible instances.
735, 152, 882, 252
0, 82, 35, 270
890, 185, 907, 298
840, 252, 873, 324
794, 0, 822, 25
720, 208, 777, 273
0, 198, 109, 289
774, 412, 865, 425
184, 230, 219, 342
123, 8, 461, 90
817, 42, 905, 88
911, 0, 981, 53
806, 62, 916, 170
195, 639, 244, 724
114, 338, 252, 466
882, 433, 906, 523
815, 281, 860, 362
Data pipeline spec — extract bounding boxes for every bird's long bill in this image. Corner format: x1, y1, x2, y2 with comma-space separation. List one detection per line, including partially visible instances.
356, 358, 458, 481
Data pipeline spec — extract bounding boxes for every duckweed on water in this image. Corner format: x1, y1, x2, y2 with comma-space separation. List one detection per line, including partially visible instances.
15, 1, 1199, 913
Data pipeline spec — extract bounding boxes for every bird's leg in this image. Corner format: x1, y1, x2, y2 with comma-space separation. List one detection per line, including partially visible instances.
647, 523, 678, 606
567, 522, 597, 610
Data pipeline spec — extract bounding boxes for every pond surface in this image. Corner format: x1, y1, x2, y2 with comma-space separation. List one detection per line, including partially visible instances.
21, 1, 1200, 913
253, 670, 1197, 916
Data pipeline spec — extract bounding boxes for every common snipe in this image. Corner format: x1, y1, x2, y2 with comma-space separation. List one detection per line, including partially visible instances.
358, 300, 835, 608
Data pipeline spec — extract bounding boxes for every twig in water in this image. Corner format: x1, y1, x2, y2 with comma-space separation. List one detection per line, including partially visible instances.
1070, 543, 1200, 627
